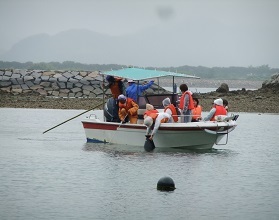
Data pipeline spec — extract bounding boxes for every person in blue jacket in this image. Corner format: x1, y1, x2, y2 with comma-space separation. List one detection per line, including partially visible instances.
126, 79, 154, 102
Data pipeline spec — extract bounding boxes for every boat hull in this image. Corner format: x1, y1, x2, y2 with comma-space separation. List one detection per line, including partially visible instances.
82, 119, 237, 150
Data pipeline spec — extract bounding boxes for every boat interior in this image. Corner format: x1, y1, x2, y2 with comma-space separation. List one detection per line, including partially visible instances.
137, 93, 179, 121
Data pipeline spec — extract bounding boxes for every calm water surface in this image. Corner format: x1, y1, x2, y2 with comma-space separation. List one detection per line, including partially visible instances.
0, 108, 279, 220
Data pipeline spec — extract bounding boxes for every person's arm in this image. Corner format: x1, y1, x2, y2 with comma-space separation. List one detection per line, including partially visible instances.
139, 80, 154, 93
146, 127, 152, 135
118, 108, 127, 122
128, 101, 139, 116
182, 94, 189, 112
165, 108, 173, 122
151, 117, 161, 137
203, 108, 216, 121
150, 113, 170, 138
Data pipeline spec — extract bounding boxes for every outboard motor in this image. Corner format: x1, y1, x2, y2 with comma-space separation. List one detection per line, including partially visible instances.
104, 97, 121, 122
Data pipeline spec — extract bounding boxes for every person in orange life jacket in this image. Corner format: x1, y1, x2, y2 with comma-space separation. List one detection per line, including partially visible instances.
126, 79, 154, 102
223, 99, 229, 114
144, 104, 159, 119
191, 97, 202, 122
106, 75, 125, 122
144, 112, 171, 140
106, 75, 124, 99
162, 97, 179, 123
178, 84, 194, 123
118, 94, 139, 124
203, 98, 227, 121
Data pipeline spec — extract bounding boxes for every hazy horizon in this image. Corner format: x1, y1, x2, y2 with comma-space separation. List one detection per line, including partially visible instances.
0, 0, 278, 68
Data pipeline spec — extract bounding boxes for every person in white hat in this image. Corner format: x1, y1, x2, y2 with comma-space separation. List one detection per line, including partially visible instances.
203, 98, 227, 121
143, 103, 159, 120
162, 97, 179, 123
126, 79, 154, 102
143, 112, 171, 140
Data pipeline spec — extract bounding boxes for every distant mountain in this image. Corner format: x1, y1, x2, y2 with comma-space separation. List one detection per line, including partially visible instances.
1, 19, 278, 68
0, 27, 214, 66
0, 29, 114, 64
1, 28, 159, 65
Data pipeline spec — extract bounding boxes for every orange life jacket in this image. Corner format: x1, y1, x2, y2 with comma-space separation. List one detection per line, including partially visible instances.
211, 105, 227, 121
110, 78, 122, 99
164, 104, 178, 122
179, 91, 194, 110
192, 105, 202, 120
144, 109, 159, 119
160, 118, 169, 123
118, 98, 138, 116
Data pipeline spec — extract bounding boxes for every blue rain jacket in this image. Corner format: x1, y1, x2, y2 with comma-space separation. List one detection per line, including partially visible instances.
126, 81, 154, 102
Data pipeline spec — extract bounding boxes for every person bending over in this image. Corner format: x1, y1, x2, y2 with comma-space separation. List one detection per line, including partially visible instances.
118, 94, 139, 124
144, 112, 171, 140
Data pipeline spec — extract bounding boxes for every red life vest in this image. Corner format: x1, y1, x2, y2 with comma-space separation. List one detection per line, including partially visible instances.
110, 78, 122, 99
144, 109, 159, 120
211, 105, 227, 121
179, 91, 194, 110
164, 104, 178, 122
192, 105, 202, 120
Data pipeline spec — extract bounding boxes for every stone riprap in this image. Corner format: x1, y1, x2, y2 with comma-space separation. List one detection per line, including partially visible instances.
262, 73, 279, 90
0, 69, 165, 98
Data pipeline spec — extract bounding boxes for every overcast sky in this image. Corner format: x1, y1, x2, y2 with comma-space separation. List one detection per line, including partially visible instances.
0, 0, 278, 68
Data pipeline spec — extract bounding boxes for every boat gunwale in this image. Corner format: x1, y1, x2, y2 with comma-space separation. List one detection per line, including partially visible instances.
81, 120, 236, 131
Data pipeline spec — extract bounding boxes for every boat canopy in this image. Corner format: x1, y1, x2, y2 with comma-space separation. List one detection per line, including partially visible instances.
103, 67, 200, 81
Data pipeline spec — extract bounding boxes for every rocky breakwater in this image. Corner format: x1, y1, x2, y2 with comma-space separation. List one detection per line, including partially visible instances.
0, 69, 107, 98
0, 69, 166, 109
262, 73, 279, 91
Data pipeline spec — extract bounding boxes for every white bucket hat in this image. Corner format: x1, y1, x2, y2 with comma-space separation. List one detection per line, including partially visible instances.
143, 116, 153, 127
214, 98, 223, 106
146, 104, 154, 111
162, 97, 171, 107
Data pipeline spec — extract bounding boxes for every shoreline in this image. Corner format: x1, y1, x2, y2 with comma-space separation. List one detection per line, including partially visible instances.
1, 88, 279, 113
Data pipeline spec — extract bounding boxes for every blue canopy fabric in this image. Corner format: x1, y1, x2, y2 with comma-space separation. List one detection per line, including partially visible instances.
103, 67, 199, 81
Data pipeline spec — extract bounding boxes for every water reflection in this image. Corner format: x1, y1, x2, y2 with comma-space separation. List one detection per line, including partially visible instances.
82, 142, 236, 158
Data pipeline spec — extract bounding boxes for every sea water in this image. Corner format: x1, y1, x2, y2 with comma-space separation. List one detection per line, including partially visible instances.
0, 108, 279, 220
163, 87, 255, 93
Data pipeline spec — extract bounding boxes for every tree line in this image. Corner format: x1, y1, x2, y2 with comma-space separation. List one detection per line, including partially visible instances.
0, 61, 278, 80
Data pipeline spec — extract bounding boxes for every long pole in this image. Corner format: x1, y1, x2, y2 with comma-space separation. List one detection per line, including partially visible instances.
42, 102, 103, 134
108, 114, 128, 143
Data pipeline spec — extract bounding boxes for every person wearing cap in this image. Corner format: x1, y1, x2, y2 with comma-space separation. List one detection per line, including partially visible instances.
203, 98, 227, 121
117, 94, 139, 124
126, 79, 154, 102
144, 112, 171, 140
162, 97, 179, 123
179, 84, 194, 123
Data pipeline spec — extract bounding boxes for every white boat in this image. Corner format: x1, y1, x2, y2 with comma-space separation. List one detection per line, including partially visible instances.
81, 68, 238, 151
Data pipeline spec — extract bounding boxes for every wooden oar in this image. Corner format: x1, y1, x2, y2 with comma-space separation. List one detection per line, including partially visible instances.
42, 102, 103, 134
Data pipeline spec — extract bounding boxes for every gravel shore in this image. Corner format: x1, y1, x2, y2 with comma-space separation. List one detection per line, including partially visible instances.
1, 88, 278, 113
